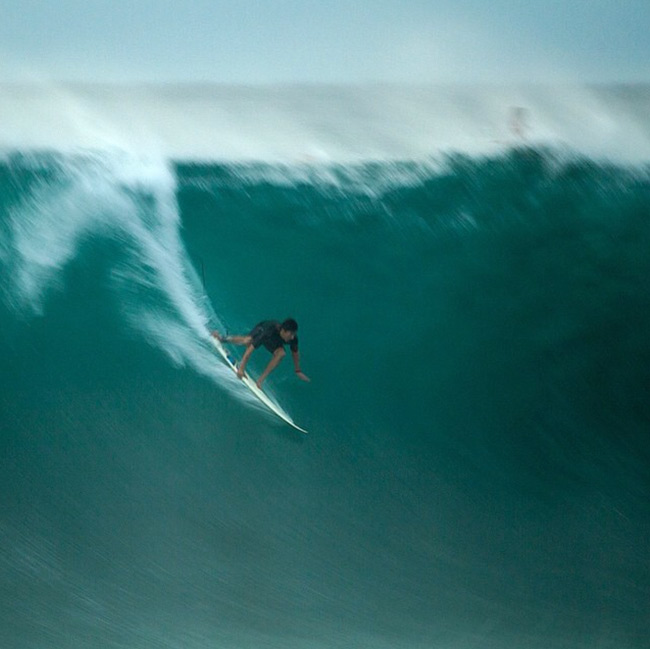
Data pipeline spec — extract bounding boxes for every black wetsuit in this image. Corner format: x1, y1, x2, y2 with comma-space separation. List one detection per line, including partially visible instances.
249, 321, 298, 353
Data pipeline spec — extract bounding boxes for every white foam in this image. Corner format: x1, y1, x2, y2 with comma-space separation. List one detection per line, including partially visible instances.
0, 151, 252, 404
1, 83, 649, 164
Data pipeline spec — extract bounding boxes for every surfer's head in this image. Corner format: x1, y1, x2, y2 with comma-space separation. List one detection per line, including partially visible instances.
280, 318, 298, 341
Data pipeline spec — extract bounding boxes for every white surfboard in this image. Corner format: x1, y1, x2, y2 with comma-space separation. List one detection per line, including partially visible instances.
208, 334, 308, 434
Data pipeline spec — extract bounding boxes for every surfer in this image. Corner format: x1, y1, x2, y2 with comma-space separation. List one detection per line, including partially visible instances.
212, 318, 310, 389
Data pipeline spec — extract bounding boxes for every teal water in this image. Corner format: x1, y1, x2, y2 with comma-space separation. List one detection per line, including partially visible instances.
1, 146, 650, 648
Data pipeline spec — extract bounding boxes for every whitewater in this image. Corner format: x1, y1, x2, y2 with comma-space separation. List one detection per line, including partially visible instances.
2, 83, 650, 162
1, 84, 649, 649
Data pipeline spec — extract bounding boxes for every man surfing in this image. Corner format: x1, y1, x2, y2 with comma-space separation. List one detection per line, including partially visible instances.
212, 318, 310, 389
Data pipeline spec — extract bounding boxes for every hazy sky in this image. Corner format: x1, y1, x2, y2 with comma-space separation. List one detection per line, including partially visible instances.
2, 0, 649, 84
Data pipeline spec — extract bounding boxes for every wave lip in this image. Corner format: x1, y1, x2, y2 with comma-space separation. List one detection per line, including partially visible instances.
1, 83, 650, 163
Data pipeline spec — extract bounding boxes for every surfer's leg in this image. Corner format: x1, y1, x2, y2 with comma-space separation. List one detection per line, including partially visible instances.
256, 348, 286, 388
226, 335, 252, 345
211, 331, 251, 345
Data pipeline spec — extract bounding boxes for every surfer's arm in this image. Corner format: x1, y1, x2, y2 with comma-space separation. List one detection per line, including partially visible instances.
292, 349, 310, 382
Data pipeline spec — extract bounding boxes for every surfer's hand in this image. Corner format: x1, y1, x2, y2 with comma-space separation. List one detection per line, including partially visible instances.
296, 371, 311, 382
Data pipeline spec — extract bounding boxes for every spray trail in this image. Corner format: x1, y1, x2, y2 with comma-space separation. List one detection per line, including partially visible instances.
0, 152, 237, 390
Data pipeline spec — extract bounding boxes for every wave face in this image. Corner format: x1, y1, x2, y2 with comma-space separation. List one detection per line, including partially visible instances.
1, 145, 650, 649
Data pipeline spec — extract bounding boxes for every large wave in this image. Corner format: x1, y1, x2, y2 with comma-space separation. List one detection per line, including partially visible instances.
1, 136, 649, 649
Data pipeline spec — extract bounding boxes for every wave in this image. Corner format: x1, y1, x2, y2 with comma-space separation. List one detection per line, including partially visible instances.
2, 144, 650, 648
1, 83, 650, 163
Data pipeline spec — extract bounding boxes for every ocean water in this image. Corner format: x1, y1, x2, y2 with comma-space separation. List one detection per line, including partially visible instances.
1, 85, 650, 649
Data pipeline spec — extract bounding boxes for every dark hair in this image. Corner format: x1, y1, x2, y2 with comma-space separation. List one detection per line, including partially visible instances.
281, 318, 298, 332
